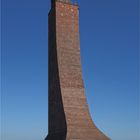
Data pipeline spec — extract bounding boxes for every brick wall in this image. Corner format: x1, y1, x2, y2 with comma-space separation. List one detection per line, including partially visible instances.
45, 1, 110, 140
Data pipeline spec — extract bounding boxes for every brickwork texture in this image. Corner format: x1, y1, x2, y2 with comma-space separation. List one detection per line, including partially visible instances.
45, 0, 110, 140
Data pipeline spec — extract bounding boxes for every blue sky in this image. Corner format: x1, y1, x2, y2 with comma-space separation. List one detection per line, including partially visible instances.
1, 0, 139, 140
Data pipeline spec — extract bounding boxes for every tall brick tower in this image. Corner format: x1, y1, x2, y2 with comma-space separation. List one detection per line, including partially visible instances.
45, 0, 110, 140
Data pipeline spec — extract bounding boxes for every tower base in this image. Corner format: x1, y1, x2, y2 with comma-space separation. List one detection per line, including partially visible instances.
45, 131, 66, 140
45, 128, 110, 140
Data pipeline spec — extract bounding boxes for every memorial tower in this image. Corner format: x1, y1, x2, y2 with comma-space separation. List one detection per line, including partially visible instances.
45, 0, 110, 139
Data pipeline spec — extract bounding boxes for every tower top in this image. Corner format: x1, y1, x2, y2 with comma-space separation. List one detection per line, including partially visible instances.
51, 0, 71, 7
51, 0, 71, 3
58, 0, 71, 2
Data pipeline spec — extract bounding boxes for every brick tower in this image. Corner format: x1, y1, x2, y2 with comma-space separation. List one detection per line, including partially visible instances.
45, 0, 110, 140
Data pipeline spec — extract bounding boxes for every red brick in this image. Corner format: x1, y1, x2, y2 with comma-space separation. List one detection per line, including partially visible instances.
45, 1, 110, 140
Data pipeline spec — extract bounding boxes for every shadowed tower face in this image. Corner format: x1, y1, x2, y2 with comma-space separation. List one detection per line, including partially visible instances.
45, 0, 110, 140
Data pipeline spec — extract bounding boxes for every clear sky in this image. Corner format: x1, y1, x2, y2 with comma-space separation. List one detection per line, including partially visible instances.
1, 0, 139, 140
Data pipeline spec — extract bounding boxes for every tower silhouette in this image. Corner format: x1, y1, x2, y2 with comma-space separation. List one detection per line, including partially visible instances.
45, 0, 110, 140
